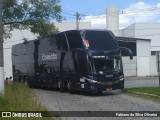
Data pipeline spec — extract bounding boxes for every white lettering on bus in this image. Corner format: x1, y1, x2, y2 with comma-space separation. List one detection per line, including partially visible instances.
42, 53, 57, 61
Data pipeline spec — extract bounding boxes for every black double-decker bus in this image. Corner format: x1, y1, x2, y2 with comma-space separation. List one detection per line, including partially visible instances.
12, 30, 133, 93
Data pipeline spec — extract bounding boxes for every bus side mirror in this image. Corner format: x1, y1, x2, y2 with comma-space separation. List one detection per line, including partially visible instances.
120, 47, 133, 60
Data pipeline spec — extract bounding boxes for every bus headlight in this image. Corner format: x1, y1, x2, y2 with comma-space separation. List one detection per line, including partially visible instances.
90, 80, 98, 83
119, 77, 124, 81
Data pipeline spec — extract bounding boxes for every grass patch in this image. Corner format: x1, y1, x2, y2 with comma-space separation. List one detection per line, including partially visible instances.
124, 87, 160, 96
0, 83, 57, 120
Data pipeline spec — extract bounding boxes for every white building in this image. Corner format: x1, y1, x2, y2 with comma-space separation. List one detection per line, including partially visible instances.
117, 37, 151, 77
121, 23, 160, 52
55, 22, 91, 32
106, 7, 120, 36
121, 23, 160, 76
4, 29, 37, 79
106, 7, 159, 77
3, 22, 91, 79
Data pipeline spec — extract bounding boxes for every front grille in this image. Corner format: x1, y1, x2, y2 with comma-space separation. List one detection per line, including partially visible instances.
98, 80, 120, 85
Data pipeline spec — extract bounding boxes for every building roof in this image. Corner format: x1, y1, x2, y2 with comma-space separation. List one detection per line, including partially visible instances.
116, 36, 151, 42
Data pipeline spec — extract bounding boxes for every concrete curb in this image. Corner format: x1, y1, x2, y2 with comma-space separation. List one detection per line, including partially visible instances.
124, 77, 158, 81
125, 90, 160, 98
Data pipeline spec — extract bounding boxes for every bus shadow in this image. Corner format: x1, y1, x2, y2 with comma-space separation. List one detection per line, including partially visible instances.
69, 90, 123, 97
31, 86, 123, 97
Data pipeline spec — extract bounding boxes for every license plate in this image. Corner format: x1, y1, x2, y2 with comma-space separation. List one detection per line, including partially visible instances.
106, 88, 112, 91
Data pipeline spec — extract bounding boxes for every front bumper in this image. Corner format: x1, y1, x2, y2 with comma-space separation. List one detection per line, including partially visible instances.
84, 79, 124, 92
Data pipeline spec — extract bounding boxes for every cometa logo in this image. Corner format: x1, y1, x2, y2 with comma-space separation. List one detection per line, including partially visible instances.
42, 53, 57, 61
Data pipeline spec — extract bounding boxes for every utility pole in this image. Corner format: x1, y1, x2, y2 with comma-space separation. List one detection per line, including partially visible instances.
76, 12, 80, 30
0, 0, 4, 95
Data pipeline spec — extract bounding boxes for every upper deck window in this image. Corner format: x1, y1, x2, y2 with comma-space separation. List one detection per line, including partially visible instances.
65, 31, 83, 49
55, 33, 68, 51
82, 30, 119, 50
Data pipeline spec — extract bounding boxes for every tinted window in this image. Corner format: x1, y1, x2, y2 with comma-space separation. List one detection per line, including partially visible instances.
48, 36, 58, 50
65, 31, 83, 49
55, 33, 68, 51
83, 31, 119, 50
38, 38, 56, 53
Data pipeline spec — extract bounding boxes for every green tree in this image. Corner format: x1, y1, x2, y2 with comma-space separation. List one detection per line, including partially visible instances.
3, 0, 62, 38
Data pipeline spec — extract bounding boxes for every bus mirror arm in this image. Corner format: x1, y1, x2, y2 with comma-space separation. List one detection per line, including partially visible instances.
120, 47, 133, 60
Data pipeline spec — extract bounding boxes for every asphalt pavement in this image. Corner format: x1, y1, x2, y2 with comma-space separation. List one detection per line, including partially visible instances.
34, 77, 160, 120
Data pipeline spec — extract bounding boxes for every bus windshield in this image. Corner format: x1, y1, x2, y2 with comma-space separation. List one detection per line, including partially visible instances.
92, 56, 122, 75
82, 30, 119, 50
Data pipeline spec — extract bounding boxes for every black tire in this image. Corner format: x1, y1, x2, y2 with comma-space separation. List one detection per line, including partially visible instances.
97, 91, 102, 94
26, 77, 35, 88
26, 80, 33, 88
68, 80, 74, 94
58, 79, 66, 92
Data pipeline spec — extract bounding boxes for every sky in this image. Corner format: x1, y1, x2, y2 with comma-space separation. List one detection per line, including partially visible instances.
60, 0, 160, 29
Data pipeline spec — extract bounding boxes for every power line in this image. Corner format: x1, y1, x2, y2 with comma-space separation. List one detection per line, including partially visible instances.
63, 16, 75, 19
61, 12, 75, 16
62, 6, 160, 20
120, 6, 160, 15
3, 6, 160, 43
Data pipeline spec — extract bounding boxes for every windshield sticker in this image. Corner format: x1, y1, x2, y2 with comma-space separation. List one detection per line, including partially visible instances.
84, 40, 90, 48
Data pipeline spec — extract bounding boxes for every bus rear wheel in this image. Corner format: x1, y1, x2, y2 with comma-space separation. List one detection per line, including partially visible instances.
26, 80, 34, 88
67, 80, 74, 94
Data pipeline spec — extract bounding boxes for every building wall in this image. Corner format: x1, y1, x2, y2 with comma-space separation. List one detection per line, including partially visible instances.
118, 38, 151, 77
121, 23, 160, 76
3, 49, 12, 79
136, 40, 151, 76
122, 57, 137, 76
55, 22, 91, 32
122, 23, 160, 51
150, 55, 158, 76
4, 29, 37, 79
121, 24, 135, 37
134, 23, 160, 52
117, 38, 137, 77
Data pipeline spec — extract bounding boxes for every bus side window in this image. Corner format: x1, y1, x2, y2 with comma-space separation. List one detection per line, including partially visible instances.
55, 33, 68, 51
48, 37, 58, 50
65, 31, 83, 49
